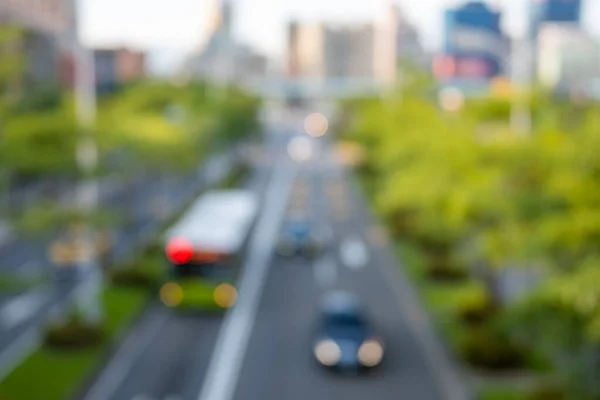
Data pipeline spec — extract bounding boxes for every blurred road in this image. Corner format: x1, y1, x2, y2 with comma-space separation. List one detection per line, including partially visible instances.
75, 106, 468, 400
231, 135, 450, 400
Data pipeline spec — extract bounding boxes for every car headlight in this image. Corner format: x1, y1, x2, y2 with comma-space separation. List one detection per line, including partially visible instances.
314, 339, 341, 366
358, 340, 384, 367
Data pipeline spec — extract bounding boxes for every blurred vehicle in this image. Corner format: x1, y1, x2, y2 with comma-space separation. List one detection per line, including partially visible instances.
275, 215, 323, 259
313, 291, 384, 373
163, 190, 258, 310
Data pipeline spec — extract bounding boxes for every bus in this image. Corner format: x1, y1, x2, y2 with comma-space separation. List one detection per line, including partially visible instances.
161, 190, 258, 311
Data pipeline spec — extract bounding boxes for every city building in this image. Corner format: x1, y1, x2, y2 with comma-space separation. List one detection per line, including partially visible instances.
390, 6, 426, 67
529, 0, 581, 40
0, 0, 73, 36
435, 1, 507, 91
93, 47, 147, 93
286, 12, 398, 87
116, 48, 147, 82
0, 0, 75, 87
536, 23, 600, 95
182, 0, 267, 84
93, 49, 118, 94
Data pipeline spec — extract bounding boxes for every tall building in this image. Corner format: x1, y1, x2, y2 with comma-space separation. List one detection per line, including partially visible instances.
286, 16, 398, 86
0, 0, 77, 87
93, 47, 147, 93
116, 48, 146, 82
386, 5, 425, 67
0, 0, 72, 36
529, 0, 581, 40
435, 1, 506, 88
537, 24, 600, 94
183, 0, 267, 83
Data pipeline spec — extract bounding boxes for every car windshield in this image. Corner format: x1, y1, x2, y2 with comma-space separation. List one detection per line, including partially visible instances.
323, 312, 367, 339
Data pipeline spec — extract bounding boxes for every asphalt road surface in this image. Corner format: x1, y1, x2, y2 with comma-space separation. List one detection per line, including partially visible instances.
231, 135, 451, 400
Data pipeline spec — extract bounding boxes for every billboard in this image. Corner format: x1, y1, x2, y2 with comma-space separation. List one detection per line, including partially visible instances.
433, 55, 499, 80
441, 2, 505, 81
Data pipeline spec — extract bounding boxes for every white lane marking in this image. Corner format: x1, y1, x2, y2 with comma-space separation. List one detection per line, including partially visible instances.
83, 312, 169, 400
198, 165, 295, 400
339, 236, 369, 270
0, 288, 50, 330
313, 256, 338, 288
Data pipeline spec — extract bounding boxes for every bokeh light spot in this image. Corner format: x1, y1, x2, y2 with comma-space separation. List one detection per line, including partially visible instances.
214, 283, 238, 308
160, 282, 184, 307
304, 113, 329, 137
287, 136, 313, 162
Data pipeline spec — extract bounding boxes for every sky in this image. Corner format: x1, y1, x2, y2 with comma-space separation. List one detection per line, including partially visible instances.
80, 0, 600, 73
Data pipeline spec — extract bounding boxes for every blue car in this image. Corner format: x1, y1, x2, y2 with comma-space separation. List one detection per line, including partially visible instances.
312, 291, 384, 373
276, 219, 321, 259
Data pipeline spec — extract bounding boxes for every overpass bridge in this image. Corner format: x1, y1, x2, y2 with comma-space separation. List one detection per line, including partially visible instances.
240, 77, 385, 100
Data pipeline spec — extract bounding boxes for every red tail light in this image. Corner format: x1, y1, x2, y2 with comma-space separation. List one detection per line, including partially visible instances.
166, 237, 194, 264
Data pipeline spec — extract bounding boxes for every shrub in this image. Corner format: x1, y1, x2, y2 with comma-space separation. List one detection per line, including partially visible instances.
424, 255, 469, 282
109, 266, 157, 289
44, 315, 105, 349
456, 295, 496, 326
459, 325, 526, 370
526, 383, 566, 400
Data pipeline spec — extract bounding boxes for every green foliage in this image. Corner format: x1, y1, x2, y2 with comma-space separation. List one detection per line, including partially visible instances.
96, 81, 260, 172
459, 324, 526, 370
345, 67, 600, 395
0, 101, 77, 177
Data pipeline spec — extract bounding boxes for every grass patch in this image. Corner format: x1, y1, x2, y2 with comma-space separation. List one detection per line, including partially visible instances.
0, 287, 146, 400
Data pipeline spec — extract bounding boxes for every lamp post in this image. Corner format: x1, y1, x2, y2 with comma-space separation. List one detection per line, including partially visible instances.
510, 37, 533, 136
69, 0, 102, 324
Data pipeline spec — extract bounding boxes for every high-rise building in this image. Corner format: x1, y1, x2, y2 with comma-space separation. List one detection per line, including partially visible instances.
286, 17, 397, 86
183, 0, 267, 84
0, 0, 77, 87
529, 0, 581, 40
389, 5, 425, 67
537, 24, 600, 93
116, 48, 147, 82
0, 0, 72, 36
93, 47, 147, 93
435, 1, 506, 88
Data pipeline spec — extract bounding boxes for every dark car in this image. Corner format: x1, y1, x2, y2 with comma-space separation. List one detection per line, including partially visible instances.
312, 291, 384, 372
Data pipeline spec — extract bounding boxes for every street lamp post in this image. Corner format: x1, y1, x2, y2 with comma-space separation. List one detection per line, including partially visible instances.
510, 37, 533, 136
70, 0, 102, 324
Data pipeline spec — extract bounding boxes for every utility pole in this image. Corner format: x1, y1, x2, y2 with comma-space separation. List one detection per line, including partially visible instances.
69, 0, 102, 324
510, 36, 533, 136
